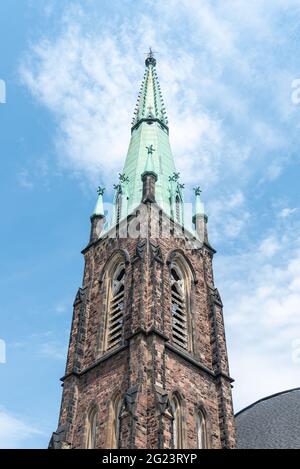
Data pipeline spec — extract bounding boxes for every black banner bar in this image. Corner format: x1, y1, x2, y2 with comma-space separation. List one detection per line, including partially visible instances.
0, 449, 297, 467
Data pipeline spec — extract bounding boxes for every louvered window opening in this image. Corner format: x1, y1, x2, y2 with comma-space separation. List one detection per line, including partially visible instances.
171, 266, 188, 349
106, 265, 125, 351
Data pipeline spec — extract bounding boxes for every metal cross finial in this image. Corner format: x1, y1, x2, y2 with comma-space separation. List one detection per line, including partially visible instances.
179, 183, 185, 189
97, 186, 105, 196
193, 186, 202, 196
169, 173, 179, 182
119, 173, 129, 183
146, 144, 155, 155
145, 47, 158, 66
146, 47, 157, 58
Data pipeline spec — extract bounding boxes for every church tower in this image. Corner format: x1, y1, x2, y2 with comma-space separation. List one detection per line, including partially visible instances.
49, 51, 236, 450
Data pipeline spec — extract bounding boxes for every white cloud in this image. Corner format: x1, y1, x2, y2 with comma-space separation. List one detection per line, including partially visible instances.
40, 342, 66, 360
54, 303, 67, 314
0, 408, 42, 449
265, 162, 283, 182
279, 207, 298, 218
207, 190, 250, 241
19, 2, 256, 192
18, 170, 34, 189
10, 330, 67, 361
216, 226, 300, 410
18, 158, 52, 190
258, 236, 280, 257
232, 349, 299, 412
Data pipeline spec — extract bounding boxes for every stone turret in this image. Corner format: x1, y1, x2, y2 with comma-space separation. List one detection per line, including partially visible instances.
90, 187, 105, 242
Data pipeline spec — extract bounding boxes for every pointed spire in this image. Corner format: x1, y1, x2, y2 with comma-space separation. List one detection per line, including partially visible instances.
131, 48, 168, 130
92, 186, 105, 218
193, 187, 208, 244
90, 187, 106, 243
118, 53, 178, 222
193, 186, 206, 220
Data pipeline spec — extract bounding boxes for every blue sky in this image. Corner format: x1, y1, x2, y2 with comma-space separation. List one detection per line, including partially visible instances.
1, 0, 300, 448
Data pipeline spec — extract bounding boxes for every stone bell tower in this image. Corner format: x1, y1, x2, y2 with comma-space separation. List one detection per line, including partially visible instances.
49, 50, 236, 450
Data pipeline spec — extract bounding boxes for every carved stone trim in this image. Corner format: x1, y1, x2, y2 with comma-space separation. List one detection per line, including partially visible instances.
209, 287, 223, 307
48, 425, 70, 449
73, 286, 87, 306
150, 241, 164, 264
72, 287, 88, 373
133, 239, 147, 262
155, 386, 171, 416
123, 385, 139, 416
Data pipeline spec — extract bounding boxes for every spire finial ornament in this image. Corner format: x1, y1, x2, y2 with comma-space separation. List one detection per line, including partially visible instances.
145, 47, 157, 67
119, 173, 129, 183
169, 172, 180, 182
146, 144, 155, 156
97, 186, 105, 196
193, 186, 202, 196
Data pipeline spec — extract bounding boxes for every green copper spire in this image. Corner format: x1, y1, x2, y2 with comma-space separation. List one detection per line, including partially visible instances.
92, 186, 105, 218
131, 48, 168, 129
117, 50, 182, 220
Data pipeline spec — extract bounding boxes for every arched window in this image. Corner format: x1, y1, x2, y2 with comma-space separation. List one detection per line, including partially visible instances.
196, 408, 207, 449
86, 406, 98, 449
105, 263, 125, 351
170, 394, 183, 449
107, 394, 123, 449
170, 261, 189, 350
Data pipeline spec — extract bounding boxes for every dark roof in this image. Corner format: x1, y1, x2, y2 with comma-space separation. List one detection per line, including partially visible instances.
235, 388, 300, 449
